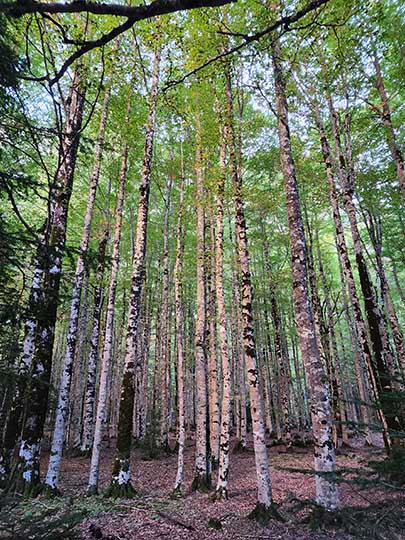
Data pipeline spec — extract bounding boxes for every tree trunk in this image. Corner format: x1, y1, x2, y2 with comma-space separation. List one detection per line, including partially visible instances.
87, 124, 129, 494
262, 237, 291, 446
313, 100, 388, 447
107, 47, 160, 498
373, 52, 405, 199
192, 111, 211, 492
328, 95, 401, 438
173, 175, 186, 494
68, 269, 90, 450
225, 62, 274, 516
81, 223, 110, 454
214, 123, 232, 500
272, 42, 338, 512
9, 66, 86, 496
0, 258, 44, 487
44, 83, 111, 493
207, 212, 220, 467
159, 172, 173, 451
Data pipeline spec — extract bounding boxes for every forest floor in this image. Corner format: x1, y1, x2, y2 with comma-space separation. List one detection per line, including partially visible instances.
30, 433, 405, 540
1, 434, 405, 540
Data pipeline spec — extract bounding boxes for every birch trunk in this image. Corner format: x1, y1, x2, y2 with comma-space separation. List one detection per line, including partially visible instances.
173, 176, 186, 494
373, 52, 405, 199
272, 43, 338, 512
108, 47, 160, 498
81, 224, 110, 454
159, 173, 173, 451
214, 124, 232, 500
262, 238, 291, 446
87, 131, 128, 495
9, 66, 86, 496
192, 111, 211, 491
327, 95, 400, 437
207, 214, 220, 466
44, 84, 111, 493
313, 101, 386, 447
0, 259, 43, 487
225, 62, 274, 516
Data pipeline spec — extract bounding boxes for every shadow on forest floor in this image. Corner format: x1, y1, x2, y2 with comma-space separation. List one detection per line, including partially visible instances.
1, 435, 404, 540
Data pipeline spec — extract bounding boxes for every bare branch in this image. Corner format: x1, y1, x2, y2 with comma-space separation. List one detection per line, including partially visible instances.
0, 0, 234, 18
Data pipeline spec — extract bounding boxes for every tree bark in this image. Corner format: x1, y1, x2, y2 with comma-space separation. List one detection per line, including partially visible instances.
214, 123, 232, 500
225, 62, 274, 514
9, 66, 86, 496
173, 174, 186, 494
44, 83, 111, 493
272, 42, 338, 511
107, 47, 160, 498
192, 111, 211, 492
81, 223, 110, 454
373, 52, 405, 199
313, 100, 388, 447
327, 95, 401, 437
87, 119, 129, 494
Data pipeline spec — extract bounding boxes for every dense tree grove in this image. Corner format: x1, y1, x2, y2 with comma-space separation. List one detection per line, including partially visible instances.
0, 0, 404, 537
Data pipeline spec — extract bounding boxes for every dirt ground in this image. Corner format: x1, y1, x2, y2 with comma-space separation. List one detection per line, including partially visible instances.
38, 433, 405, 540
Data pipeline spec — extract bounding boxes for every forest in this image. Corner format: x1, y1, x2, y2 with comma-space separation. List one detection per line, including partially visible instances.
0, 0, 404, 538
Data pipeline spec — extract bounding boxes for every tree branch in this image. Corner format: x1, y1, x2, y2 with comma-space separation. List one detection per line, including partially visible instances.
0, 0, 234, 17
162, 0, 330, 90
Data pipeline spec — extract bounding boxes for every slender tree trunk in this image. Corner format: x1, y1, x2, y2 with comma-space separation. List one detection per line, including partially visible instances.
68, 269, 90, 450
159, 173, 173, 451
373, 52, 405, 199
315, 232, 349, 446
225, 62, 274, 517
173, 175, 186, 494
81, 223, 110, 454
107, 47, 160, 498
87, 126, 129, 495
207, 213, 220, 466
44, 84, 111, 493
313, 100, 388, 447
192, 111, 211, 491
365, 210, 405, 380
272, 42, 338, 512
214, 123, 232, 500
229, 225, 247, 450
262, 237, 291, 446
328, 95, 401, 437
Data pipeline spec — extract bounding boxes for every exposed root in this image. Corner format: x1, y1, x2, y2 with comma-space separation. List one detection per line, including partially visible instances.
248, 502, 286, 526
191, 474, 211, 492
86, 484, 99, 497
169, 486, 183, 499
42, 484, 62, 498
212, 486, 228, 501
309, 505, 342, 530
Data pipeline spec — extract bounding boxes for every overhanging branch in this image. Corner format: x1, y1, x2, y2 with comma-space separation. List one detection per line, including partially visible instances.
0, 0, 235, 17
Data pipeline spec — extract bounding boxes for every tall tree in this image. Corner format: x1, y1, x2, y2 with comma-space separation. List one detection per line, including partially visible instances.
271, 40, 339, 512
107, 45, 161, 498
